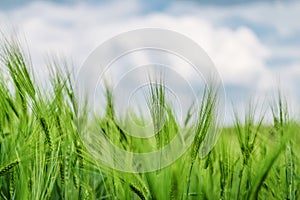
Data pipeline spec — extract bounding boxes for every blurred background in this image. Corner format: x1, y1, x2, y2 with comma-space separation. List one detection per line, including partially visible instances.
0, 0, 299, 124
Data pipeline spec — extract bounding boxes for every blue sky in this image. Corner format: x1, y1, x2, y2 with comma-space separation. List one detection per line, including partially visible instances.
0, 0, 299, 123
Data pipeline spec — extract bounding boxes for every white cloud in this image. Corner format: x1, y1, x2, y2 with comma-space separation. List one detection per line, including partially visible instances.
1, 0, 299, 119
0, 1, 274, 87
168, 1, 300, 38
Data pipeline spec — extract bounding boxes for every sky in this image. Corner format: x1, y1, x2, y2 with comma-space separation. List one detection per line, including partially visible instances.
0, 0, 299, 124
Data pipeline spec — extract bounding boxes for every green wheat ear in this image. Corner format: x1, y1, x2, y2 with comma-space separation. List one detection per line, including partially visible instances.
129, 183, 147, 200
0, 160, 19, 176
185, 83, 218, 200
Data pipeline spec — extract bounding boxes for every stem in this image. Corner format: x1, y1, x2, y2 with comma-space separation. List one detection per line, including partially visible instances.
185, 163, 194, 200
236, 165, 245, 199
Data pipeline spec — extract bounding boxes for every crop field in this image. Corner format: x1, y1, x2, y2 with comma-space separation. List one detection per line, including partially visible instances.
0, 40, 299, 200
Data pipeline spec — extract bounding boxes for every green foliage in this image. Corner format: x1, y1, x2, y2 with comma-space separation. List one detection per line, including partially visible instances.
0, 39, 299, 200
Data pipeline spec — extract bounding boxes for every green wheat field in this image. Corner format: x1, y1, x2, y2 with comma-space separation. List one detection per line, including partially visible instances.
0, 39, 299, 200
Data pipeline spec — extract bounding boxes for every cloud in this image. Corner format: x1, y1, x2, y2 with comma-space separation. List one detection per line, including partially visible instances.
0, 0, 299, 119
168, 1, 300, 37
1, 1, 273, 85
